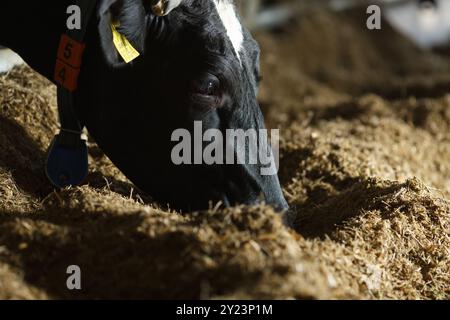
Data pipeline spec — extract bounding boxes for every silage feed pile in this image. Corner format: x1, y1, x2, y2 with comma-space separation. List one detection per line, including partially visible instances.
0, 7, 449, 299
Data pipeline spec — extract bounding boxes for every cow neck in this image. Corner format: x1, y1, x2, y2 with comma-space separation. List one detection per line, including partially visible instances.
45, 0, 97, 189
0, 1, 79, 81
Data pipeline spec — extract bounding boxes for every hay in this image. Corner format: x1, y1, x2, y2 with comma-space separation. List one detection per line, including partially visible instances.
0, 6, 449, 299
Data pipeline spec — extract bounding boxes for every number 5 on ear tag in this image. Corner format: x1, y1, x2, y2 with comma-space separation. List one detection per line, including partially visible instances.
45, 131, 88, 188
111, 23, 140, 63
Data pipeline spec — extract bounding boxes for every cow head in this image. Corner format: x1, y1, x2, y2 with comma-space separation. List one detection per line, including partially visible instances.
79, 0, 288, 211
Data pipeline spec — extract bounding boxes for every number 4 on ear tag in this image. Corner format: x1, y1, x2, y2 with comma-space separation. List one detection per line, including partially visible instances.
45, 131, 88, 188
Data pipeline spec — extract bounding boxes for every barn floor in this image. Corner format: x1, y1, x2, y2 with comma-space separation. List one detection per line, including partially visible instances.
0, 7, 449, 299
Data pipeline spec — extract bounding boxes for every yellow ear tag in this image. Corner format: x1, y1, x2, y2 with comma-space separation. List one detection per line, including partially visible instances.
111, 23, 140, 63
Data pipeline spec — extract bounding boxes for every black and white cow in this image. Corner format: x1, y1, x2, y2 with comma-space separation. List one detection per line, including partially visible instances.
0, 0, 289, 212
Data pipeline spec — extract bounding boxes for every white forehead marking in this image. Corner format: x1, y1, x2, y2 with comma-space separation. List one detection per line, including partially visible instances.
212, 0, 244, 63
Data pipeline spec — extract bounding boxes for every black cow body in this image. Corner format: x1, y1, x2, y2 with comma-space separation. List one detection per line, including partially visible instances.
0, 0, 288, 212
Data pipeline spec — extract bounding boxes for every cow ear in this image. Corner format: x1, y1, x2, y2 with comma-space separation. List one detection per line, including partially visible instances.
98, 0, 147, 67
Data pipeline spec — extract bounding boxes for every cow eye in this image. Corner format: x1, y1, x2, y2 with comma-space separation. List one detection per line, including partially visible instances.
190, 74, 221, 97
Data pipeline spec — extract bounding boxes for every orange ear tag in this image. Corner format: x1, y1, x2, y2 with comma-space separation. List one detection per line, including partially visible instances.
54, 34, 86, 91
